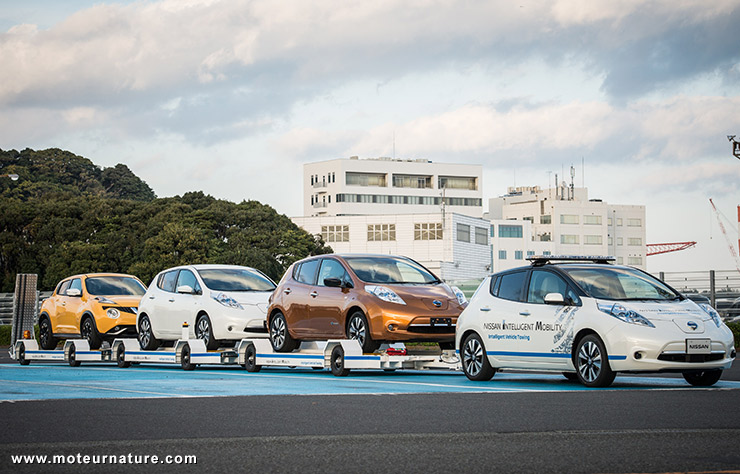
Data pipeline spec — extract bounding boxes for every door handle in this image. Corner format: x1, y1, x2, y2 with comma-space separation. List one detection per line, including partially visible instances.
148, 296, 155, 299
310, 291, 318, 298
283, 288, 292, 295
519, 311, 530, 316
480, 307, 491, 312
61, 302, 66, 306
168, 298, 175, 303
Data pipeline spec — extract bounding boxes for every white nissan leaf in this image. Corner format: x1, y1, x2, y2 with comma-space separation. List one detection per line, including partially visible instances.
456, 256, 736, 387
137, 264, 276, 350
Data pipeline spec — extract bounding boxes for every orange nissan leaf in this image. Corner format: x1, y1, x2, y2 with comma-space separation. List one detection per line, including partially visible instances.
267, 254, 467, 353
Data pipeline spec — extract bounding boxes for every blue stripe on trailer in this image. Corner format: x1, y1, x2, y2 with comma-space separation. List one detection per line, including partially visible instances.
125, 351, 177, 355
345, 355, 381, 361
257, 353, 324, 360
25, 351, 63, 355
191, 353, 216, 358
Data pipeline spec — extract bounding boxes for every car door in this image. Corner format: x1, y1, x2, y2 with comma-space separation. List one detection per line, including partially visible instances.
169, 269, 202, 334
478, 269, 530, 367
285, 259, 320, 337
48, 280, 71, 333
57, 278, 85, 334
519, 269, 580, 369
308, 258, 352, 337
149, 270, 180, 337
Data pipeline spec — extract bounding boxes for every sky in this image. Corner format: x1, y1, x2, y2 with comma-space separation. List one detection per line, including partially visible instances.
1, 0, 740, 274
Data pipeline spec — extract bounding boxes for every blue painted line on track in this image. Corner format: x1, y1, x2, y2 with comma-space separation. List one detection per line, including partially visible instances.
0, 363, 738, 402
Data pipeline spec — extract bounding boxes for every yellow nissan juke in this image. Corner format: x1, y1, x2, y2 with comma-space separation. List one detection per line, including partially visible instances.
38, 273, 147, 349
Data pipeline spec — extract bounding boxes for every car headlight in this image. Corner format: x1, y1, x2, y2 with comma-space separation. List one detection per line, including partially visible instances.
365, 285, 406, 305
451, 286, 467, 305
597, 302, 655, 328
106, 308, 120, 319
698, 303, 722, 328
96, 296, 117, 304
212, 292, 244, 310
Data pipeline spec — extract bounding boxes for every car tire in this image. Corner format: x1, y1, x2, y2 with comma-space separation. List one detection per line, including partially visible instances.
461, 333, 496, 381
80, 316, 103, 350
682, 369, 722, 387
562, 372, 579, 382
195, 314, 219, 350
68, 345, 81, 367
347, 311, 380, 354
18, 344, 29, 366
330, 345, 350, 377
137, 315, 160, 350
116, 344, 131, 368
244, 343, 261, 373
181, 343, 195, 371
575, 334, 616, 388
38, 316, 58, 350
269, 312, 298, 353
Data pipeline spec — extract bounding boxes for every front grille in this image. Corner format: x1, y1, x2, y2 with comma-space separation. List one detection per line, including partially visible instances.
407, 324, 456, 334
657, 353, 724, 363
102, 306, 137, 314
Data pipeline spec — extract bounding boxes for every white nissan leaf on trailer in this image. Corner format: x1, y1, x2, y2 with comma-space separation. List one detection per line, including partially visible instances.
456, 256, 736, 387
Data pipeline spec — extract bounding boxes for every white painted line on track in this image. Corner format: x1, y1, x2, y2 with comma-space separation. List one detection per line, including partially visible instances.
0, 379, 190, 398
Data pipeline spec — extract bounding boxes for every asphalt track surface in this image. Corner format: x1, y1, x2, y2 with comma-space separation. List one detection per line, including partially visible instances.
1, 348, 739, 473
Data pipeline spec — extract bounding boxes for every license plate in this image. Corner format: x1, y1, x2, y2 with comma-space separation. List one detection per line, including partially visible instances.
431, 318, 451, 327
686, 338, 711, 354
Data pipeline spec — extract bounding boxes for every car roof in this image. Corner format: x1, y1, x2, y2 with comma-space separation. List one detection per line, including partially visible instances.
62, 273, 140, 280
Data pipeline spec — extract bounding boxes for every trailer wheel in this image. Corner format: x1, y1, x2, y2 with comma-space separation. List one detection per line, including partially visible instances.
68, 345, 81, 367
330, 345, 350, 377
181, 344, 196, 371
244, 343, 261, 373
116, 344, 131, 368
18, 344, 29, 366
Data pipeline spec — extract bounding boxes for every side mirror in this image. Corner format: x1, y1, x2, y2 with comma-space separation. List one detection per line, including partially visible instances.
343, 280, 354, 289
66, 288, 82, 297
324, 277, 342, 288
176, 285, 194, 294
544, 292, 566, 305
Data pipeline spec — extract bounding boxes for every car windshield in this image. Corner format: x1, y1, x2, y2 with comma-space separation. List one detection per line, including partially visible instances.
197, 268, 276, 292
85, 277, 146, 296
344, 257, 440, 284
560, 266, 680, 301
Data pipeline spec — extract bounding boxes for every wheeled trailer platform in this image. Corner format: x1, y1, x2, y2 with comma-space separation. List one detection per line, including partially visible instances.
237, 339, 460, 376
11, 339, 112, 366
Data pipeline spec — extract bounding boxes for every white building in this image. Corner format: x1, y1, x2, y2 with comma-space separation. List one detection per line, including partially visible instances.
487, 185, 647, 269
304, 156, 483, 218
292, 213, 492, 282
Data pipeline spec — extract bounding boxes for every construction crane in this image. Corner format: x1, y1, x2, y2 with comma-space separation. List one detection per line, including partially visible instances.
709, 198, 740, 273
646, 242, 696, 256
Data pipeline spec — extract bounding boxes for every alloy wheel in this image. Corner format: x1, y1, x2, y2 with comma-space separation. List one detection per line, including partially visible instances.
577, 340, 602, 383
463, 337, 484, 377
196, 317, 210, 345
348, 317, 366, 345
139, 318, 151, 347
271, 317, 286, 348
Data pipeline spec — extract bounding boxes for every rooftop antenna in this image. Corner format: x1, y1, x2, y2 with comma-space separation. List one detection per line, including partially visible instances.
570, 164, 575, 200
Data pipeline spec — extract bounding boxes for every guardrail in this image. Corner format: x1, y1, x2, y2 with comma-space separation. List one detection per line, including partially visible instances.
0, 292, 52, 325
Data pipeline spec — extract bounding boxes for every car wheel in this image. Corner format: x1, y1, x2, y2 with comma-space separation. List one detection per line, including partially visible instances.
116, 344, 131, 368
68, 345, 81, 367
683, 369, 722, 387
461, 333, 495, 381
38, 316, 58, 350
244, 343, 261, 373
330, 345, 350, 377
18, 344, 29, 366
575, 334, 616, 388
269, 312, 298, 353
137, 315, 160, 350
181, 343, 195, 371
80, 316, 103, 350
195, 314, 219, 350
562, 372, 579, 382
347, 311, 380, 353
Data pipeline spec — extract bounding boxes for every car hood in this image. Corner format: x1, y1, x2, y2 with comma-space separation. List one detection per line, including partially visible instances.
605, 299, 709, 322
93, 295, 142, 307
383, 283, 460, 310
214, 290, 272, 314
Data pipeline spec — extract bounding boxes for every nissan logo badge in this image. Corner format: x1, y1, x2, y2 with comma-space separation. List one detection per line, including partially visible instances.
687, 321, 698, 330
432, 300, 442, 308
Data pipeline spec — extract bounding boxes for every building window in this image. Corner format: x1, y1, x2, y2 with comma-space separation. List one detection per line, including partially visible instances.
627, 218, 642, 227
628, 237, 642, 246
523, 216, 534, 222
414, 223, 443, 240
393, 174, 432, 188
560, 214, 579, 224
584, 235, 603, 245
498, 250, 507, 260
527, 250, 535, 257
608, 237, 613, 246
474, 227, 487, 245
490, 225, 495, 237
617, 257, 624, 264
543, 251, 551, 256
515, 250, 523, 260
346, 172, 387, 187
457, 223, 470, 242
617, 237, 623, 246
540, 215, 552, 224
628, 256, 643, 265
617, 218, 623, 226
608, 218, 613, 226
310, 175, 314, 185
561, 234, 579, 245
321, 225, 349, 242
584, 215, 602, 225
439, 176, 477, 190
499, 225, 523, 238
335, 194, 480, 206
367, 224, 396, 241
331, 172, 335, 183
